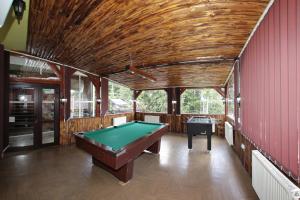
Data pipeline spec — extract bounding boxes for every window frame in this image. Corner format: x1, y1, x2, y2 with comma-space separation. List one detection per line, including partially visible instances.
108, 81, 133, 114
180, 88, 225, 115
136, 90, 168, 113
70, 73, 96, 118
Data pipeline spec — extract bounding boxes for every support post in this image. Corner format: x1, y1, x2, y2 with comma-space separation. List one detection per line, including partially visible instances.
225, 84, 228, 117
100, 78, 109, 116
133, 90, 142, 120
175, 88, 181, 115
88, 75, 101, 117
166, 88, 182, 115
234, 60, 240, 129
166, 88, 173, 115
60, 67, 76, 121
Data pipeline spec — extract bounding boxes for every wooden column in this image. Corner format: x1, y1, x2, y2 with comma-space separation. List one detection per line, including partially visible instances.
101, 78, 109, 116
225, 83, 228, 117
88, 75, 101, 117
166, 88, 183, 115
0, 46, 9, 154
175, 88, 181, 115
133, 90, 142, 120
95, 81, 101, 117
233, 60, 240, 129
60, 67, 76, 121
166, 88, 173, 115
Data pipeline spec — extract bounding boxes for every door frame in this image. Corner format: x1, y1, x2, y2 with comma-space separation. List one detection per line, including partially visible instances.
7, 82, 60, 151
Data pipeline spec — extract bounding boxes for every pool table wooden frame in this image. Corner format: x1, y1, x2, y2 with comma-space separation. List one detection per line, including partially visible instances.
74, 121, 168, 183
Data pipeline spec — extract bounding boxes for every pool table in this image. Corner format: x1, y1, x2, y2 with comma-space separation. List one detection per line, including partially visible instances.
74, 121, 168, 182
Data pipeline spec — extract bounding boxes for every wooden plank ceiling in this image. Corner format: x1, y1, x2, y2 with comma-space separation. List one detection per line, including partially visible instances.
27, 0, 269, 90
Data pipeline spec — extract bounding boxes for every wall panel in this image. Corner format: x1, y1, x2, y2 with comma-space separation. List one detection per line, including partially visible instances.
135, 112, 225, 134
240, 0, 299, 181
60, 113, 134, 145
0, 47, 9, 155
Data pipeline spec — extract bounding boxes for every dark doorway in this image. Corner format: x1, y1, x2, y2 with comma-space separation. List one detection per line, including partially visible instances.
7, 83, 60, 151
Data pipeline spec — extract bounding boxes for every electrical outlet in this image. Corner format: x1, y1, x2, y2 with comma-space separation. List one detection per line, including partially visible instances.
241, 143, 246, 151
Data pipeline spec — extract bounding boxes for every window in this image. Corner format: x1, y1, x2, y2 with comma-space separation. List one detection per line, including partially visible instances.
227, 73, 235, 119
181, 89, 225, 114
137, 90, 167, 113
109, 81, 132, 114
70, 72, 96, 118
9, 55, 58, 79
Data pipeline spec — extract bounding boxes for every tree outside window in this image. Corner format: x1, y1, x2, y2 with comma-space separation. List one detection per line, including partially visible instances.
181, 89, 225, 114
227, 74, 235, 119
137, 90, 167, 113
108, 81, 132, 114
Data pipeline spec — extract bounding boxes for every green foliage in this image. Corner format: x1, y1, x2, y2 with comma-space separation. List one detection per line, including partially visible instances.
137, 90, 167, 113
108, 81, 132, 113
181, 89, 225, 114
227, 74, 235, 118
108, 81, 225, 115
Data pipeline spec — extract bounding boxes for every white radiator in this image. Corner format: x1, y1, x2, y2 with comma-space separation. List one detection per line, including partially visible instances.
144, 115, 160, 123
225, 121, 233, 145
113, 116, 127, 126
252, 150, 300, 200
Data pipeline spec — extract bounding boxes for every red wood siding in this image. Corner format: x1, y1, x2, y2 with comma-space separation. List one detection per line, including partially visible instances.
240, 0, 299, 181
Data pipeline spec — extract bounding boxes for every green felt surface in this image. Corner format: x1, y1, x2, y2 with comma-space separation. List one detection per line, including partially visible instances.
83, 122, 163, 151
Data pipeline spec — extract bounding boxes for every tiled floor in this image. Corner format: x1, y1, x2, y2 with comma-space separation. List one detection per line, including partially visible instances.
0, 134, 258, 200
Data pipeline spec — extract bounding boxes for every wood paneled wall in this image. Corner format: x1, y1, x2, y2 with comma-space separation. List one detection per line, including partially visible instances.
60, 113, 133, 145
233, 130, 300, 186
0, 45, 5, 153
0, 47, 9, 154
60, 112, 224, 145
240, 0, 300, 181
233, 130, 256, 176
135, 112, 225, 134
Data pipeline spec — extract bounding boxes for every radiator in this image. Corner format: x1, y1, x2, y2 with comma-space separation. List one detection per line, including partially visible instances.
144, 115, 160, 123
225, 121, 233, 145
252, 150, 300, 200
113, 116, 127, 126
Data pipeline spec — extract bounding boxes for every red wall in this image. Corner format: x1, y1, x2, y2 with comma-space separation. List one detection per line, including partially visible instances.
240, 0, 300, 180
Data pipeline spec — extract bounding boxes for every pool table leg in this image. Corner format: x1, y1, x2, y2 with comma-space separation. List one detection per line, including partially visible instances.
146, 139, 161, 154
92, 157, 134, 183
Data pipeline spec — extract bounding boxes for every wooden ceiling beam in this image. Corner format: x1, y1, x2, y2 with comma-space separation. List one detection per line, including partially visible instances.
214, 87, 225, 97
87, 74, 101, 88
133, 90, 142, 99
10, 77, 60, 85
27, 0, 269, 89
103, 57, 235, 76
48, 63, 62, 79
179, 88, 186, 96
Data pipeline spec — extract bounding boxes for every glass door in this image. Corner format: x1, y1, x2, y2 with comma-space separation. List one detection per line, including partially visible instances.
8, 84, 59, 150
41, 88, 58, 145
8, 87, 36, 148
